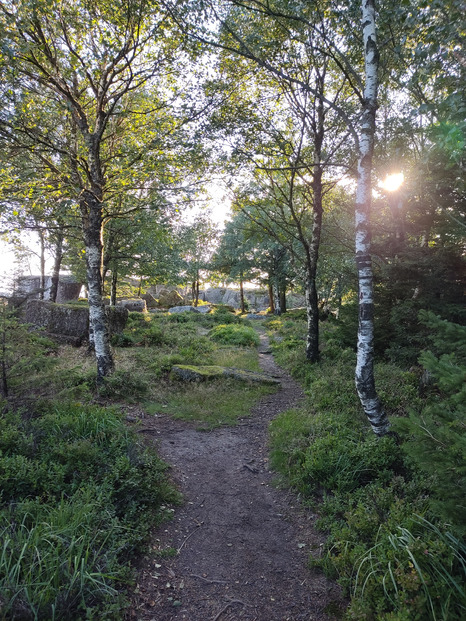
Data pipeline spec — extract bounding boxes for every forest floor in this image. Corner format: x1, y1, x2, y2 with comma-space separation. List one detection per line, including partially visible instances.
128, 325, 345, 621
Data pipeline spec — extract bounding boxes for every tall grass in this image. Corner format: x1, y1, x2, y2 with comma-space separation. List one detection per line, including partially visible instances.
0, 405, 178, 620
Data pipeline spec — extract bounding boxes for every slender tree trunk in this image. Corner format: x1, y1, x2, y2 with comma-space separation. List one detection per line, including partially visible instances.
49, 231, 64, 303
279, 283, 287, 314
110, 269, 118, 306
354, 0, 390, 436
304, 181, 322, 361
304, 265, 319, 362
0, 308, 8, 398
240, 275, 245, 314
268, 281, 275, 314
81, 191, 114, 382
194, 271, 200, 307
273, 278, 281, 315
38, 228, 46, 300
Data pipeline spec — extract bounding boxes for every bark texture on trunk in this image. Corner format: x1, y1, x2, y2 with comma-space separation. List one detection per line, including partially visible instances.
355, 0, 390, 436
304, 154, 323, 362
305, 266, 319, 363
82, 191, 114, 382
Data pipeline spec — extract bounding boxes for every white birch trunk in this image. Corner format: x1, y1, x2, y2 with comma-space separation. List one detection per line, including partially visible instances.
82, 191, 114, 382
354, 0, 390, 436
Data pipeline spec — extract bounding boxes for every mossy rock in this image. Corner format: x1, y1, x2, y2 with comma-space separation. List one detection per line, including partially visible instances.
170, 365, 280, 385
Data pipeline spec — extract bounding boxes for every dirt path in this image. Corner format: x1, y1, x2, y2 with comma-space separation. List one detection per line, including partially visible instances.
129, 325, 343, 621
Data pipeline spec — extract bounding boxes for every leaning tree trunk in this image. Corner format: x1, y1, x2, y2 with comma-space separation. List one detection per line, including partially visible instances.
81, 190, 114, 382
354, 0, 390, 436
49, 231, 64, 303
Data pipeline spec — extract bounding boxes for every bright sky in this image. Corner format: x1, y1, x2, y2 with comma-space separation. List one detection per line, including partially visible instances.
0, 183, 232, 295
0, 232, 55, 294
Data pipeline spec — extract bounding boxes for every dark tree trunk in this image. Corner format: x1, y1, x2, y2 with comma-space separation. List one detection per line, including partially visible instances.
110, 269, 118, 306
194, 273, 200, 307
268, 281, 275, 314
49, 231, 64, 303
304, 265, 319, 362
38, 229, 46, 300
0, 311, 8, 398
303, 154, 323, 363
240, 276, 245, 314
279, 285, 287, 314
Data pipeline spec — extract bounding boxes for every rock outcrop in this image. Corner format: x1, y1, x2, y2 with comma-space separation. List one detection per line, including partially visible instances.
158, 290, 184, 308
170, 364, 280, 385
24, 300, 127, 345
14, 275, 83, 303
168, 305, 211, 314
117, 299, 147, 312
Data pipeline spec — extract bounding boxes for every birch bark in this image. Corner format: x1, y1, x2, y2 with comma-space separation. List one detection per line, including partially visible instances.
354, 0, 390, 435
81, 189, 114, 381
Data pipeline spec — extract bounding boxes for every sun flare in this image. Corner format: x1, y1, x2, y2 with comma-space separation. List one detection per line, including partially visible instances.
381, 172, 404, 192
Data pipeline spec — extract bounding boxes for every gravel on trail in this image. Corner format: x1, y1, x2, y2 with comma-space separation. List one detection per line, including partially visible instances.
128, 324, 345, 621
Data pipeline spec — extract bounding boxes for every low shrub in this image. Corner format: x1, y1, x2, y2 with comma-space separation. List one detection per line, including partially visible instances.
209, 324, 260, 347
268, 314, 466, 620
0, 404, 178, 619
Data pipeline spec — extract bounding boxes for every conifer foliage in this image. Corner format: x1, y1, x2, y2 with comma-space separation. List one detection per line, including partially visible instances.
397, 311, 466, 534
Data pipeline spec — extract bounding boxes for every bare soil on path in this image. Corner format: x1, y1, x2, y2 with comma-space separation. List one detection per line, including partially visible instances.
129, 324, 344, 621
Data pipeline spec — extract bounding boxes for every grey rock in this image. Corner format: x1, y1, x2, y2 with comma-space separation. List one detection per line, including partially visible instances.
159, 290, 184, 308
141, 293, 158, 308
170, 364, 280, 385
23, 300, 128, 345
14, 275, 83, 303
169, 305, 200, 313
117, 299, 147, 312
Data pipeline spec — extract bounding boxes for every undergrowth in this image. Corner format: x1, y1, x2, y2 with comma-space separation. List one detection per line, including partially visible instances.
0, 404, 178, 620
0, 306, 271, 618
266, 312, 466, 621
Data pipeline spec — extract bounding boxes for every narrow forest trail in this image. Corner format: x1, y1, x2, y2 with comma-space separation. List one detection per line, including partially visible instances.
129, 324, 344, 621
